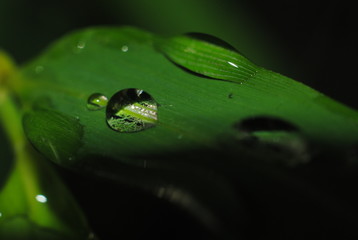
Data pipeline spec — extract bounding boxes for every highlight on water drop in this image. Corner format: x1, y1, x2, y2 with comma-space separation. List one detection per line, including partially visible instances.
35, 194, 48, 203
106, 88, 158, 133
87, 93, 108, 111
73, 40, 86, 54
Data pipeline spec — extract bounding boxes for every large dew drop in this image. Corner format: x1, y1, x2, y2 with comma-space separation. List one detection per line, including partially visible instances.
156, 33, 259, 83
106, 88, 158, 133
87, 93, 108, 111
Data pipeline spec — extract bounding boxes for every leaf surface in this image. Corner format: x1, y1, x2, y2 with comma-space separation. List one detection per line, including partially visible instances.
10, 26, 358, 238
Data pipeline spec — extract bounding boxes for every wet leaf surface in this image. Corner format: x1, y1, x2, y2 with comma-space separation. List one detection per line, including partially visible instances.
3, 26, 358, 239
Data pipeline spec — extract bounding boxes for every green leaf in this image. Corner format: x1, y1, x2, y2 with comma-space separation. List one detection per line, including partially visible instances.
12, 27, 358, 161
8, 26, 358, 237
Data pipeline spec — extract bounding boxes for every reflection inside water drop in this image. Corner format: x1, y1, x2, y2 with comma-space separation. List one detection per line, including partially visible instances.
106, 88, 158, 133
87, 93, 108, 111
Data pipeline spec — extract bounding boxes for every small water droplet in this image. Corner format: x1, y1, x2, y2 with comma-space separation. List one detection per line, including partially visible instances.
121, 45, 129, 52
34, 65, 44, 74
35, 194, 48, 203
73, 41, 86, 53
106, 88, 158, 133
87, 93, 108, 111
77, 41, 86, 49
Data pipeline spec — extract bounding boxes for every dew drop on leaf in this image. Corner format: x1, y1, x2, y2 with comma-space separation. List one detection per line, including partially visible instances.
106, 88, 158, 133
73, 41, 86, 54
77, 41, 86, 49
121, 45, 129, 52
35, 194, 48, 203
87, 93, 108, 111
157, 33, 259, 83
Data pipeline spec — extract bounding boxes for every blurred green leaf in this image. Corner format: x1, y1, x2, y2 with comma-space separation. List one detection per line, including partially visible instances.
0, 52, 93, 240
23, 110, 84, 167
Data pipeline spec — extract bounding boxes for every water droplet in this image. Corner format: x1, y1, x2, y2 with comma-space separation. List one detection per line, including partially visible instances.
77, 41, 86, 49
87, 93, 108, 111
106, 88, 158, 133
73, 41, 86, 53
157, 33, 259, 83
121, 45, 129, 52
35, 194, 48, 203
